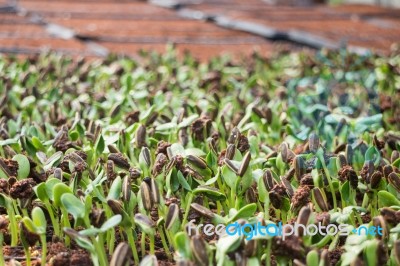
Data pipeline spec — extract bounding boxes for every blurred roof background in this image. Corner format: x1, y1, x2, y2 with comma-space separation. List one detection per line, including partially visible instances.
0, 0, 399, 60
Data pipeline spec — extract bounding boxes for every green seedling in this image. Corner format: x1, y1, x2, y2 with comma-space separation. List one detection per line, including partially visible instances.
0, 48, 399, 266
0, 194, 18, 246
78, 214, 122, 266
174, 232, 192, 261
12, 154, 30, 179
135, 213, 156, 256
20, 223, 32, 266
34, 178, 61, 236
0, 230, 4, 266
21, 207, 47, 265
64, 227, 105, 266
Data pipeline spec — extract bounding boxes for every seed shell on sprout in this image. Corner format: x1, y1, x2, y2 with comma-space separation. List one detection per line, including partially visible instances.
238, 151, 251, 177
312, 188, 328, 212
140, 181, 153, 211
110, 242, 132, 266
165, 203, 180, 230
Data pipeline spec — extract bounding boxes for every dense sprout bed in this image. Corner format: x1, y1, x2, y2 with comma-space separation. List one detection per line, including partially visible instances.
0, 48, 399, 266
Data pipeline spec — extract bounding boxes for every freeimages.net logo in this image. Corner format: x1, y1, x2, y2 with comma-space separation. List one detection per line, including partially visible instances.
187, 220, 383, 240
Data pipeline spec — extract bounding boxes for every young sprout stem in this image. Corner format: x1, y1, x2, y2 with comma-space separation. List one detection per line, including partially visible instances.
353, 212, 363, 226
216, 201, 222, 214
126, 227, 139, 265
317, 152, 337, 211
0, 233, 4, 266
12, 201, 20, 216
141, 232, 146, 258
44, 201, 59, 236
312, 227, 335, 248
149, 233, 155, 255
21, 207, 29, 218
230, 184, 236, 208
361, 193, 369, 209
263, 194, 270, 220
182, 192, 194, 226
328, 233, 340, 251
61, 208, 71, 246
158, 226, 172, 260
92, 236, 108, 266
24, 245, 31, 266
104, 208, 115, 255
40, 235, 47, 266
281, 210, 287, 224
371, 192, 378, 217
216, 171, 230, 212
8, 206, 18, 246
265, 239, 272, 266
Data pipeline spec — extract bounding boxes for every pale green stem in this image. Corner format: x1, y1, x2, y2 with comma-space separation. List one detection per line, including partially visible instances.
318, 153, 337, 211
149, 233, 155, 255
0, 233, 4, 266
141, 232, 146, 258
158, 227, 172, 260
8, 206, 18, 246
61, 208, 71, 247
126, 228, 139, 265
40, 235, 47, 266
44, 200, 59, 236
182, 193, 194, 226
266, 239, 272, 266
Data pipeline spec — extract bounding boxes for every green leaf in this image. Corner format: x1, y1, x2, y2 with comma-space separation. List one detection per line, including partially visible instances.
306, 250, 319, 266
281, 197, 291, 212
53, 183, 73, 207
257, 175, 268, 203
69, 131, 79, 141
205, 174, 219, 186
222, 165, 237, 189
64, 228, 95, 252
185, 148, 206, 157
393, 157, 400, 168
364, 240, 378, 266
341, 181, 350, 202
355, 114, 382, 127
155, 121, 177, 131
193, 186, 226, 201
96, 135, 105, 154
364, 147, 380, 166
0, 194, 10, 208
177, 171, 192, 191
170, 143, 185, 157
174, 232, 191, 259
32, 207, 47, 234
22, 217, 37, 234
228, 203, 257, 222
378, 191, 400, 208
12, 154, 30, 179
216, 233, 242, 255
61, 193, 85, 221
178, 114, 198, 128
79, 228, 101, 237
100, 215, 122, 232
0, 137, 19, 146
31, 136, 45, 150
206, 151, 217, 168
246, 257, 260, 266
107, 176, 122, 200
34, 182, 49, 202
240, 168, 253, 193
45, 178, 62, 201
